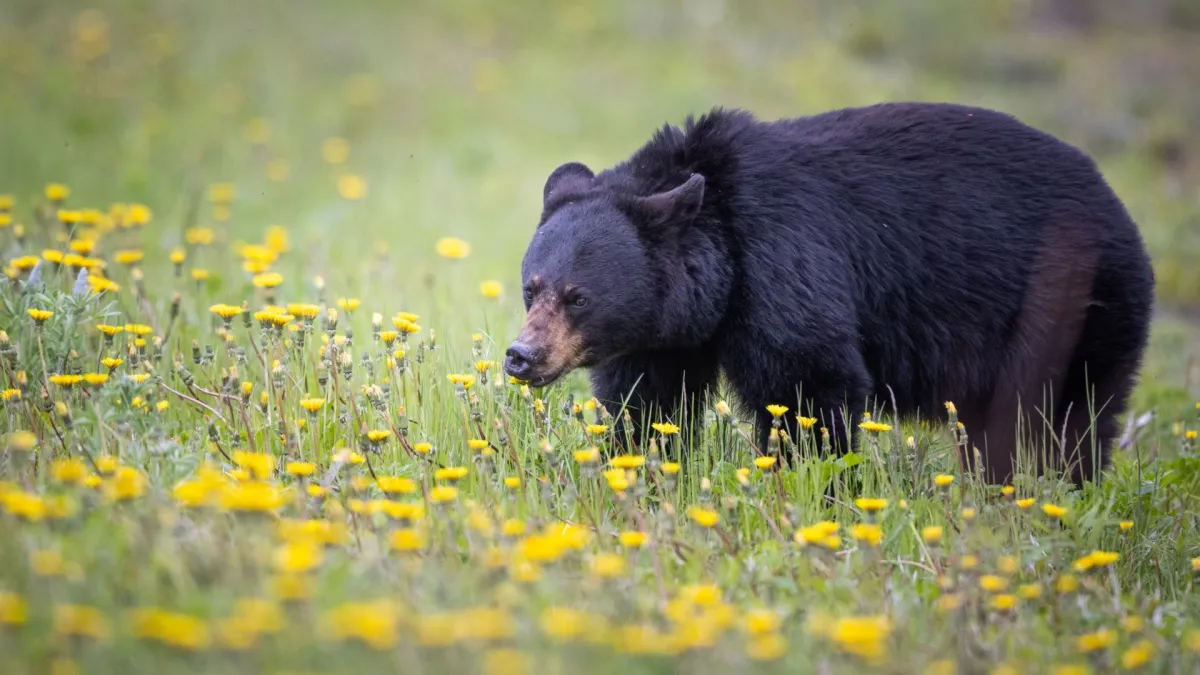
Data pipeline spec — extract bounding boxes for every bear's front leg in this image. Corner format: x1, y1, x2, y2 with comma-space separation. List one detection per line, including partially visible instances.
748, 349, 873, 462
589, 346, 720, 457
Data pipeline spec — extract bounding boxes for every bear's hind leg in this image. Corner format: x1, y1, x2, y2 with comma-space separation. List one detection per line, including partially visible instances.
1051, 287, 1151, 486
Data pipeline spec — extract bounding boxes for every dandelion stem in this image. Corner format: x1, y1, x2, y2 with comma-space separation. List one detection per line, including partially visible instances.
158, 380, 228, 425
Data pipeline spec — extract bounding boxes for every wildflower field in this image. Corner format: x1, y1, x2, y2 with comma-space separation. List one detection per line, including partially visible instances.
2, 1, 1200, 674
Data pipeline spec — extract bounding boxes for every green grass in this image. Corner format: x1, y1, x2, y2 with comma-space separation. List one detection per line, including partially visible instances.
1, 1, 1199, 673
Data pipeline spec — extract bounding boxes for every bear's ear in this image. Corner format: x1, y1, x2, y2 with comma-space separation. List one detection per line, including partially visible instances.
543, 162, 594, 206
634, 173, 706, 229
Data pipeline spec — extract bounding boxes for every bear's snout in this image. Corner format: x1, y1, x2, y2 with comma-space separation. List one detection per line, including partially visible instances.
504, 341, 539, 380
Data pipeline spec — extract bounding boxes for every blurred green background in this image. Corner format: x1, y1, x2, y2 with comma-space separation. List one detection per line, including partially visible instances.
2, 0, 1199, 402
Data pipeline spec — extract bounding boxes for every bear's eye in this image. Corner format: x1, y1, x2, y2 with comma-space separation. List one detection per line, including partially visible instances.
523, 287, 534, 302
572, 296, 587, 308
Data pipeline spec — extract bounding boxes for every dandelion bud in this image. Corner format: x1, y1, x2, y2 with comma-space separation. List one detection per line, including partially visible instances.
192, 340, 201, 365
170, 293, 182, 322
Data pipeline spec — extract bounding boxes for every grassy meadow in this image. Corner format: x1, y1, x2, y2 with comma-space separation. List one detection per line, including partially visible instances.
1, 1, 1200, 673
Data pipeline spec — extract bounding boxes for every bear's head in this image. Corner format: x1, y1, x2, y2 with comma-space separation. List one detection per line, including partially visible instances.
504, 161, 707, 387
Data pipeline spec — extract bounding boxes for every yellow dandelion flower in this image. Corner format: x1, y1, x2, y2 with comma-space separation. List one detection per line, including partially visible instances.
859, 420, 893, 433
795, 521, 841, 549
855, 497, 888, 512
50, 458, 87, 485
252, 272, 283, 288
114, 249, 144, 265
989, 594, 1017, 611
610, 454, 645, 469
49, 374, 83, 387
209, 303, 242, 320
185, 227, 214, 246
922, 526, 943, 544
828, 615, 891, 662
480, 280, 503, 298
377, 477, 416, 494
1042, 503, 1067, 519
851, 523, 883, 546
45, 183, 70, 201
286, 462, 316, 477
435, 237, 471, 259
337, 173, 367, 200
53, 604, 110, 641
27, 308, 54, 323
661, 462, 681, 475
979, 575, 1008, 592
11, 256, 40, 270
429, 486, 458, 504
1120, 639, 1154, 669
686, 505, 720, 528
1056, 574, 1079, 594
1076, 628, 1117, 653
574, 447, 600, 464
126, 203, 152, 225
754, 456, 777, 469
232, 450, 274, 479
617, 531, 648, 548
299, 398, 325, 413
434, 466, 468, 482
1119, 520, 1134, 532
1017, 583, 1041, 600
590, 552, 626, 578
651, 421, 680, 435
586, 424, 608, 435
390, 528, 424, 552
766, 404, 788, 418
1016, 498, 1035, 510
934, 474, 954, 487
83, 373, 108, 386
288, 303, 320, 319
366, 429, 391, 443
0, 592, 28, 626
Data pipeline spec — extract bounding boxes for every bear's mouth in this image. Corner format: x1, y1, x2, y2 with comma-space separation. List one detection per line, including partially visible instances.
527, 372, 563, 388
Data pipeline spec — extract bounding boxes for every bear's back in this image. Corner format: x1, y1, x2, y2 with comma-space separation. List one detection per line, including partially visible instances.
710, 102, 1147, 415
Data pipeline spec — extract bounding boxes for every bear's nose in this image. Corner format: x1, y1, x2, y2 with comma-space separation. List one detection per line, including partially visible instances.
504, 341, 538, 380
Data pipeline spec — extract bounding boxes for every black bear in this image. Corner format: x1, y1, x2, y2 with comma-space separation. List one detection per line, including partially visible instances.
504, 102, 1155, 486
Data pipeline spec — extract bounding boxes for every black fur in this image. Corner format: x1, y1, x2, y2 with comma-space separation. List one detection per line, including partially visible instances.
515, 102, 1155, 486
